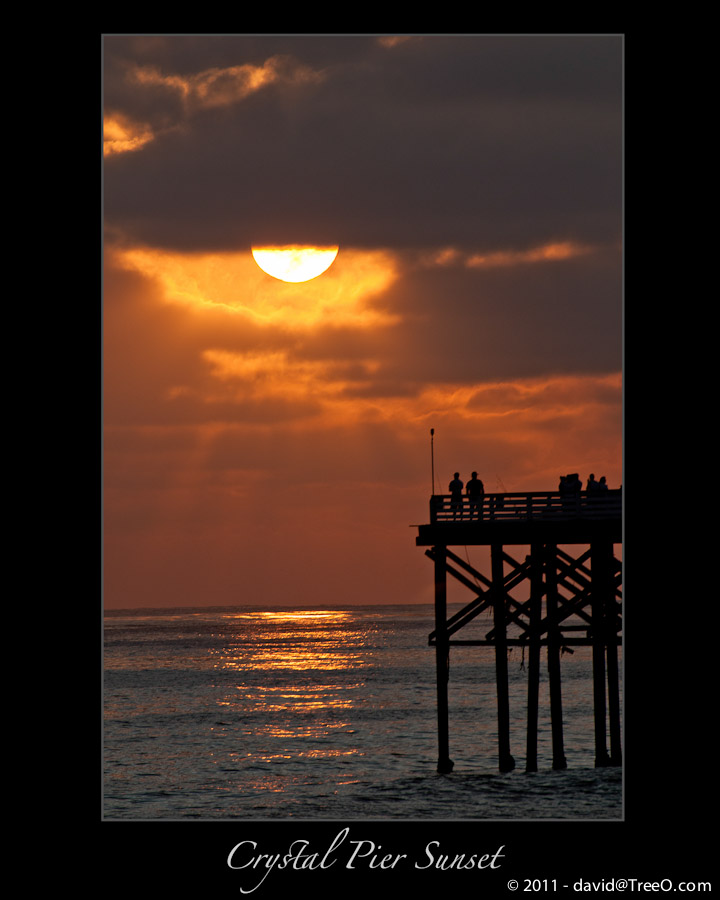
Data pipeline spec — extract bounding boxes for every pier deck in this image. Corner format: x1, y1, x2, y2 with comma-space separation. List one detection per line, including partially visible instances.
416, 488, 622, 546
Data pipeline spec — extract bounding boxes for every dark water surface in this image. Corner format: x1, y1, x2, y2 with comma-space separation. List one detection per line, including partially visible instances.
103, 604, 622, 820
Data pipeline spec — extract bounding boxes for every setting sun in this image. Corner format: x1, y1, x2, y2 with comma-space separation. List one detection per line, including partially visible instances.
251, 245, 340, 282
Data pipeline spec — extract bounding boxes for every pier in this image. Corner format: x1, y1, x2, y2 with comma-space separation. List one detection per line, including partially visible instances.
415, 488, 622, 774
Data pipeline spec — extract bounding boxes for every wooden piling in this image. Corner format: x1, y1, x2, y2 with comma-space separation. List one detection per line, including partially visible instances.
592, 539, 622, 766
605, 549, 622, 766
491, 543, 515, 772
607, 631, 622, 766
591, 540, 611, 767
525, 544, 543, 773
545, 543, 567, 770
433, 545, 454, 773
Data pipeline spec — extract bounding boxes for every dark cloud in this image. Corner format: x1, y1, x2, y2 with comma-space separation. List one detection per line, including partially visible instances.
103, 35, 622, 253
368, 247, 622, 383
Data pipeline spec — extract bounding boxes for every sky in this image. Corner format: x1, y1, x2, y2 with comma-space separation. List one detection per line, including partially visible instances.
102, 34, 623, 610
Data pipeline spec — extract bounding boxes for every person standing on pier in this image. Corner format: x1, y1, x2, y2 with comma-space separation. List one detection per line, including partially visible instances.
449, 472, 464, 519
466, 471, 484, 520
566, 473, 582, 493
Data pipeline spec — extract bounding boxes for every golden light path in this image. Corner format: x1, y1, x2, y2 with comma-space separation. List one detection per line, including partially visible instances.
251, 245, 340, 282
209, 609, 365, 768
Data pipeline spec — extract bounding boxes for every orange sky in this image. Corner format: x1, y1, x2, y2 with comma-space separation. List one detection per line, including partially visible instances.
103, 35, 622, 609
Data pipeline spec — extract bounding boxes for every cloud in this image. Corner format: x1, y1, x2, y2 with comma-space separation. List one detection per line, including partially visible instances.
103, 48, 327, 157
465, 240, 595, 268
111, 244, 399, 328
134, 54, 320, 116
104, 240, 621, 443
103, 113, 157, 156
106, 232, 620, 418
103, 34, 622, 253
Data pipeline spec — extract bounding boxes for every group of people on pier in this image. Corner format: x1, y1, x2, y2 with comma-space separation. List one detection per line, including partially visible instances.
560, 473, 609, 495
444, 471, 614, 520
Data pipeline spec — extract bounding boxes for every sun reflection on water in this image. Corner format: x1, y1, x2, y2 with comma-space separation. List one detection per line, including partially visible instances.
209, 609, 369, 774
211, 609, 367, 672
218, 610, 355, 625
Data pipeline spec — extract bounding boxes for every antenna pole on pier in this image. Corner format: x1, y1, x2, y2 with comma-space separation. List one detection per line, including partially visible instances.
430, 428, 435, 496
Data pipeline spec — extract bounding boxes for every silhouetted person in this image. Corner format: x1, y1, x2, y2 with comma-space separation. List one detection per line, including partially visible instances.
449, 472, 464, 519
598, 476, 608, 493
560, 473, 581, 513
566, 473, 582, 493
466, 471, 484, 520
586, 473, 599, 494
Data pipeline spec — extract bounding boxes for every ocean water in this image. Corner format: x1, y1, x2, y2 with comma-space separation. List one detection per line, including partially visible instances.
103, 604, 622, 820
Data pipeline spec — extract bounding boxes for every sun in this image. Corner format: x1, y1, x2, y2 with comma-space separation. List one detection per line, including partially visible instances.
251, 245, 339, 282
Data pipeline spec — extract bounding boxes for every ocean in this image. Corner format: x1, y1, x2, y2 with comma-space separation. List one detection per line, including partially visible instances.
103, 603, 622, 821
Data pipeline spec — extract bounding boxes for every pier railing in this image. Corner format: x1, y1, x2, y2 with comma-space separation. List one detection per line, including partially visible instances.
429, 489, 622, 524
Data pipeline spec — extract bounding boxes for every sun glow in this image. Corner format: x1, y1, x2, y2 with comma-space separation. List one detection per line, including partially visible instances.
113, 245, 398, 328
251, 245, 339, 282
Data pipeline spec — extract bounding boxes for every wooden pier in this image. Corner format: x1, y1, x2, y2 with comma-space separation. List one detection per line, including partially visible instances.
416, 489, 622, 774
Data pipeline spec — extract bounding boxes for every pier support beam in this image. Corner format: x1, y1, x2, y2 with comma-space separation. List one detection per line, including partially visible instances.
607, 623, 622, 767
606, 646, 622, 765
604, 549, 622, 766
545, 544, 567, 770
491, 544, 515, 772
591, 539, 622, 766
590, 540, 610, 767
525, 544, 543, 773
433, 545, 454, 774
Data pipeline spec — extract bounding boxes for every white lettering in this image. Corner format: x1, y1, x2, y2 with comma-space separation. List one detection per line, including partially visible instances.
227, 841, 257, 870
346, 838, 407, 869
416, 842, 505, 870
